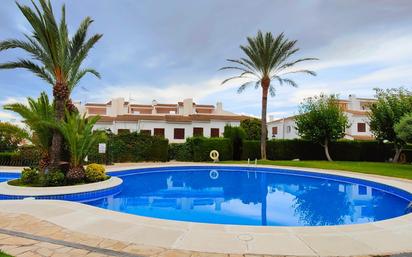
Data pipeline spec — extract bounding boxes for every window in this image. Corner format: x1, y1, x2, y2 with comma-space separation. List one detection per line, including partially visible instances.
272, 126, 278, 136
118, 129, 130, 134
140, 130, 151, 136
357, 123, 366, 132
286, 126, 291, 133
154, 128, 165, 137
358, 185, 367, 195
174, 128, 185, 139
193, 127, 203, 137
210, 128, 220, 137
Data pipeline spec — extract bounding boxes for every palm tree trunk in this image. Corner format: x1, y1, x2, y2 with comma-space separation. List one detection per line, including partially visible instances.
50, 99, 64, 169
50, 81, 69, 169
260, 78, 269, 160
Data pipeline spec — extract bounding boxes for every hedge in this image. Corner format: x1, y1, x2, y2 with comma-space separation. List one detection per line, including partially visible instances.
242, 139, 412, 162
169, 137, 232, 162
88, 132, 169, 164
241, 140, 261, 160
0, 146, 40, 166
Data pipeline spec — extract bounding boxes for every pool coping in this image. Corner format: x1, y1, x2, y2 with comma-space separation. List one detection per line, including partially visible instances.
0, 176, 123, 197
0, 163, 412, 256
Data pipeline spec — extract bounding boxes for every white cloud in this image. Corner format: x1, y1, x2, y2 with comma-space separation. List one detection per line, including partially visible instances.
305, 31, 412, 72
0, 96, 27, 105
346, 65, 412, 85
0, 111, 16, 120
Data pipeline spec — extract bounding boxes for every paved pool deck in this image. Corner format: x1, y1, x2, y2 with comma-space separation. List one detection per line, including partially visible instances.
0, 162, 412, 257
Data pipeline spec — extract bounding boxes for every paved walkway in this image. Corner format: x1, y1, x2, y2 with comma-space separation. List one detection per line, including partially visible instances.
0, 213, 253, 257
1, 163, 412, 257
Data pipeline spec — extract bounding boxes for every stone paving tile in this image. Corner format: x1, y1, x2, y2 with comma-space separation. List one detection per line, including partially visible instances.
1, 212, 411, 257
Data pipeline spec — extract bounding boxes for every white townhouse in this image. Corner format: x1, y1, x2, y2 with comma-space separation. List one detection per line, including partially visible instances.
74, 98, 248, 143
267, 95, 376, 140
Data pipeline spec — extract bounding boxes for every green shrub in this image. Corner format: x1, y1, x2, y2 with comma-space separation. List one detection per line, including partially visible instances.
267, 139, 323, 160
88, 131, 168, 163
41, 170, 65, 186
0, 149, 40, 166
241, 140, 261, 160
265, 139, 406, 162
150, 137, 169, 162
189, 137, 232, 162
169, 143, 193, 161
20, 167, 39, 184
85, 163, 107, 182
224, 126, 246, 160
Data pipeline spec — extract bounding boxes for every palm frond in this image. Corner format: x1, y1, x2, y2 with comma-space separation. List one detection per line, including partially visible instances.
0, 59, 54, 84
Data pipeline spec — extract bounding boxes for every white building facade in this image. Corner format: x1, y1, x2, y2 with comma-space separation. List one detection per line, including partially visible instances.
75, 98, 247, 143
268, 95, 376, 140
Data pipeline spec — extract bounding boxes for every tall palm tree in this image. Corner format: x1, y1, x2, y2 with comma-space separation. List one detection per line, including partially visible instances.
221, 31, 317, 159
0, 0, 102, 168
4, 92, 55, 171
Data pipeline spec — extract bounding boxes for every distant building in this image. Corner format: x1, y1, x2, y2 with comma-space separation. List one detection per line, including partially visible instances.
74, 98, 248, 143
267, 95, 376, 140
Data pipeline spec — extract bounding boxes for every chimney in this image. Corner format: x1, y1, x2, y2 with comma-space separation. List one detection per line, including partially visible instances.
216, 101, 223, 114
183, 98, 193, 115
110, 98, 125, 116
152, 99, 157, 114
348, 94, 360, 110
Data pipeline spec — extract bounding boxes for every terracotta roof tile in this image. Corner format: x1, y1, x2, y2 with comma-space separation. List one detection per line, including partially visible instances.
85, 103, 107, 107
346, 110, 369, 115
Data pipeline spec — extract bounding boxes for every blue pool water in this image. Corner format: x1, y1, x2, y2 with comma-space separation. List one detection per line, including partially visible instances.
85, 166, 412, 226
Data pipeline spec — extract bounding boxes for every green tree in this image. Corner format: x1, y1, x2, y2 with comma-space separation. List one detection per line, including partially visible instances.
369, 88, 412, 162
220, 31, 317, 159
295, 94, 349, 161
4, 92, 55, 170
395, 113, 412, 144
58, 112, 100, 181
240, 118, 261, 140
0, 122, 29, 152
0, 0, 102, 168
224, 125, 246, 160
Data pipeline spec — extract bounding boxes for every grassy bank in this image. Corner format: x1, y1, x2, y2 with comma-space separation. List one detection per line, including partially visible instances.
220, 160, 412, 180
0, 251, 13, 257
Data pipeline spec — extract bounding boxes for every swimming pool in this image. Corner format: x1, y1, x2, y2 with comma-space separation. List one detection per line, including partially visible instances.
84, 166, 412, 226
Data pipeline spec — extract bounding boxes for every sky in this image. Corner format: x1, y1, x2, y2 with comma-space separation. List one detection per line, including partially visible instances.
1, 0, 412, 122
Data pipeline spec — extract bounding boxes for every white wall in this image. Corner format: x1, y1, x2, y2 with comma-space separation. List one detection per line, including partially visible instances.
93, 120, 241, 143
267, 119, 299, 139
345, 114, 371, 138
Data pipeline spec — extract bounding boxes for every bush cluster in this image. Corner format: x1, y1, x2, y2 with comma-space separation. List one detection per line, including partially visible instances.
41, 170, 65, 186
169, 137, 232, 162
0, 146, 41, 166
10, 167, 65, 187
85, 163, 107, 182
241, 139, 412, 162
21, 167, 39, 184
88, 131, 169, 164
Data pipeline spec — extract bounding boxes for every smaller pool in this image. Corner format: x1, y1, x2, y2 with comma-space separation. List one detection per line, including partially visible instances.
0, 172, 19, 182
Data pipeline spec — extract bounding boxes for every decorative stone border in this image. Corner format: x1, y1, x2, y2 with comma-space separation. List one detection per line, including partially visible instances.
0, 163, 412, 256
0, 177, 123, 202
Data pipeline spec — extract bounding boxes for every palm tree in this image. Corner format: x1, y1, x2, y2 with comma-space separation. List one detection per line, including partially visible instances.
4, 92, 55, 171
58, 112, 100, 180
0, 0, 102, 168
220, 31, 317, 159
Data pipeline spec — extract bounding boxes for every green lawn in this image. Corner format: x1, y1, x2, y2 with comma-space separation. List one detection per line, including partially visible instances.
220, 160, 412, 180
0, 251, 13, 257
